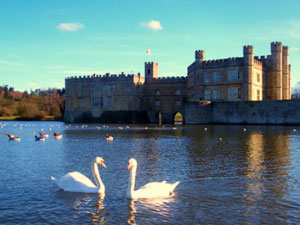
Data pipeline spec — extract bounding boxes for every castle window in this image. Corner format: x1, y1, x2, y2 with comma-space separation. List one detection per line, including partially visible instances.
257, 89, 260, 100
204, 89, 210, 100
176, 100, 181, 106
92, 97, 99, 107
73, 100, 77, 109
228, 87, 241, 101
92, 84, 96, 94
155, 99, 160, 106
155, 90, 161, 96
100, 97, 103, 107
228, 69, 240, 81
213, 89, 220, 100
83, 87, 88, 96
213, 72, 220, 82
204, 72, 210, 83
80, 99, 85, 108
107, 96, 113, 107
109, 85, 115, 94
148, 69, 151, 75
175, 89, 181, 95
257, 73, 260, 82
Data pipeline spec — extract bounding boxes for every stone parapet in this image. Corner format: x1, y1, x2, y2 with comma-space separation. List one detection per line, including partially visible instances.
188, 57, 244, 73
65, 73, 142, 82
148, 77, 187, 84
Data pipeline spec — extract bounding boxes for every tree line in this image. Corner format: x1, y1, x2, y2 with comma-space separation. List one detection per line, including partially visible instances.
0, 85, 65, 120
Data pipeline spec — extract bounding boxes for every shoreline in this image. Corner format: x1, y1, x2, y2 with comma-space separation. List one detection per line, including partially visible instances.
0, 116, 63, 121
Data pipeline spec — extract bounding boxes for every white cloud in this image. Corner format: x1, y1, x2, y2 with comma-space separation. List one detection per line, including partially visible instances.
56, 23, 85, 31
141, 20, 163, 31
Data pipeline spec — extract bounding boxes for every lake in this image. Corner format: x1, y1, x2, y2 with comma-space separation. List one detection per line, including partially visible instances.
1, 121, 300, 224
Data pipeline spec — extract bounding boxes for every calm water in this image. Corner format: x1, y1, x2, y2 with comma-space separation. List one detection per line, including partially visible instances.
1, 122, 300, 224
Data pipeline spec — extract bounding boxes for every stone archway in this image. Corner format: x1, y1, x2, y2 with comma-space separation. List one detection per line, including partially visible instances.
174, 112, 183, 125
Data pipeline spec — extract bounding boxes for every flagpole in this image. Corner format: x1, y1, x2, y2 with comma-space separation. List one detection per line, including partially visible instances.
146, 49, 151, 62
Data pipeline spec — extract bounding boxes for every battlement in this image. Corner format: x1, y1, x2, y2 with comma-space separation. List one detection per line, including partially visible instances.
203, 57, 244, 67
283, 46, 289, 55
145, 62, 158, 66
271, 41, 282, 52
65, 72, 142, 82
188, 57, 244, 72
253, 59, 262, 67
243, 45, 254, 54
150, 76, 187, 84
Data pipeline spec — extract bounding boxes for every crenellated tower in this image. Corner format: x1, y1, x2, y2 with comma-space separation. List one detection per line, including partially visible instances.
195, 50, 205, 62
243, 45, 254, 100
282, 46, 290, 99
269, 42, 283, 100
145, 62, 158, 82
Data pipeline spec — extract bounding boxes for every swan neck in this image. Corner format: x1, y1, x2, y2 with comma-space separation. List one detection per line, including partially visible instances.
92, 162, 105, 192
128, 164, 137, 197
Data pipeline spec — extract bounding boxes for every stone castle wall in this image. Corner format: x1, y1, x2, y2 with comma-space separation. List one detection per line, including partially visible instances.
185, 100, 300, 124
64, 73, 145, 122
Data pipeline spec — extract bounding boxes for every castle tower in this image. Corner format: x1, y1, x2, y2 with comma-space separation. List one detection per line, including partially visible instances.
195, 50, 205, 62
288, 65, 291, 99
145, 62, 158, 82
243, 45, 254, 100
282, 46, 290, 100
270, 42, 283, 100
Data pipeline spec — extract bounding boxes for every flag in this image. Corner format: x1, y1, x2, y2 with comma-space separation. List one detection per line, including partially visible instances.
146, 49, 151, 55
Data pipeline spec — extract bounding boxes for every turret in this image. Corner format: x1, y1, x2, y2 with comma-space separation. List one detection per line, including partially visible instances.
243, 45, 254, 65
270, 41, 283, 100
195, 50, 205, 62
243, 45, 254, 100
145, 62, 158, 82
282, 46, 289, 99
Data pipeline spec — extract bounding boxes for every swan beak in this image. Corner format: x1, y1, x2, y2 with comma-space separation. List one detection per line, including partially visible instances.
127, 162, 131, 170
101, 162, 106, 168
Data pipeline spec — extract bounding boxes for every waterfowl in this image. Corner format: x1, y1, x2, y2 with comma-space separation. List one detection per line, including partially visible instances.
35, 135, 45, 141
54, 132, 63, 139
127, 158, 180, 199
106, 134, 113, 141
39, 132, 49, 138
51, 157, 106, 194
6, 134, 14, 139
6, 135, 20, 141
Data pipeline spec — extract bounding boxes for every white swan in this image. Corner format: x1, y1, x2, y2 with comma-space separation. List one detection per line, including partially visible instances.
126, 158, 180, 199
51, 157, 106, 194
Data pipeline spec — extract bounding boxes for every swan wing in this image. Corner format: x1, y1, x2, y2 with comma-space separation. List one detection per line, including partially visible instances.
134, 181, 180, 198
56, 172, 97, 192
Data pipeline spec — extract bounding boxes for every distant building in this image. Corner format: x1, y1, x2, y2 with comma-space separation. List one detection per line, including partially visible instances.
64, 41, 291, 123
188, 42, 291, 101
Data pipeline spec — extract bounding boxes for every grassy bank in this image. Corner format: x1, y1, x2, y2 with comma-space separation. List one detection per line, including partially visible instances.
0, 116, 62, 121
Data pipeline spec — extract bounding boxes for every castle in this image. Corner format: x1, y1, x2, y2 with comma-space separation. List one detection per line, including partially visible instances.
64, 42, 291, 124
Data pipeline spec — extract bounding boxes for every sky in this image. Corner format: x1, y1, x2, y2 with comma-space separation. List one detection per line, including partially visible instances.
1, 0, 300, 91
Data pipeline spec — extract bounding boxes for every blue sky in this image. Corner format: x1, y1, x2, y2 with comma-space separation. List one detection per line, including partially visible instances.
1, 0, 300, 91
